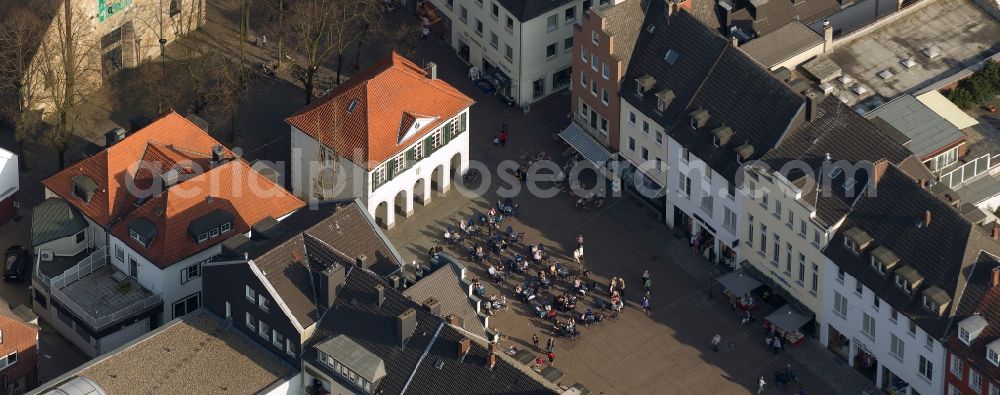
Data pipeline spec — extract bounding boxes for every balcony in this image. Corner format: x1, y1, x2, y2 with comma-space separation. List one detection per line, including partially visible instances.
44, 247, 162, 331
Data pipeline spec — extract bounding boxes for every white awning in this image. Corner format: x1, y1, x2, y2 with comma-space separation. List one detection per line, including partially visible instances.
765, 304, 813, 333
558, 122, 613, 167
916, 90, 979, 130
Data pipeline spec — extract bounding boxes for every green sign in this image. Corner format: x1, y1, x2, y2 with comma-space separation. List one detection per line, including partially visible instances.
98, 0, 133, 22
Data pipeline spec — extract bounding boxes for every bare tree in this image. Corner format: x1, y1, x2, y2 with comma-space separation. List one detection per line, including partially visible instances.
36, 0, 103, 169
0, 7, 47, 167
288, 0, 379, 104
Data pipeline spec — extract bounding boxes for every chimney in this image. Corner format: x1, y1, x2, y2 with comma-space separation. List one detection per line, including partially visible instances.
211, 145, 224, 167
312, 261, 345, 309
667, 0, 677, 16
992, 222, 999, 240
458, 337, 471, 357
375, 283, 385, 307
805, 90, 820, 122
446, 314, 461, 326
397, 308, 417, 348
730, 35, 739, 47
423, 297, 441, 316
822, 20, 833, 53
993, 267, 1000, 287
924, 210, 932, 228
355, 255, 367, 268
161, 168, 179, 189
917, 177, 926, 188
487, 352, 497, 370
427, 62, 438, 80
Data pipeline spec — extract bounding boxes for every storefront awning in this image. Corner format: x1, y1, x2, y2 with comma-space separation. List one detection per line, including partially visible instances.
717, 268, 763, 296
559, 122, 613, 167
765, 304, 813, 333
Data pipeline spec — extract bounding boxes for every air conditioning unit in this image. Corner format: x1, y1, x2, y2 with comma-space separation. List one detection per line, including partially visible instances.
39, 250, 53, 262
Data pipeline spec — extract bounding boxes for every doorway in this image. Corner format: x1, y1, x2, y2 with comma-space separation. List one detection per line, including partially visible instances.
532, 78, 545, 99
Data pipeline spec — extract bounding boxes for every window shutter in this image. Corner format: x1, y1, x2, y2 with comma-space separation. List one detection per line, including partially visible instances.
406, 148, 416, 168
444, 126, 452, 144
424, 138, 433, 155
459, 112, 467, 133
386, 160, 395, 180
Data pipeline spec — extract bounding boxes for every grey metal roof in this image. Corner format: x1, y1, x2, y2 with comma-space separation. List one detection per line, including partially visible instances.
558, 123, 613, 166
740, 21, 823, 68
32, 197, 89, 246
316, 335, 387, 383
865, 95, 966, 159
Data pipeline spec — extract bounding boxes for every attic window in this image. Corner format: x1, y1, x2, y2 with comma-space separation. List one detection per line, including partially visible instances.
869, 255, 888, 276
989, 348, 1000, 366
128, 218, 157, 248
960, 327, 971, 344
347, 100, 358, 113
188, 209, 235, 244
655, 89, 674, 112
664, 49, 679, 65
922, 295, 937, 312
895, 275, 910, 293
635, 75, 656, 96
71, 175, 98, 203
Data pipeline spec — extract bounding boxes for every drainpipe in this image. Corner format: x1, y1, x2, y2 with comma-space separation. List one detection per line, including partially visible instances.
517, 17, 523, 108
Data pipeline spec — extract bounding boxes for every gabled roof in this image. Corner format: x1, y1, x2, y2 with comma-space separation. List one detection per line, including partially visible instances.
728, 0, 840, 37
947, 254, 1000, 383
305, 268, 558, 394
622, 7, 803, 180
42, 112, 234, 226
222, 200, 404, 329
760, 96, 926, 227
824, 165, 1000, 338
404, 254, 487, 338
593, 0, 647, 70
496, 0, 577, 22
286, 52, 474, 170
109, 159, 303, 268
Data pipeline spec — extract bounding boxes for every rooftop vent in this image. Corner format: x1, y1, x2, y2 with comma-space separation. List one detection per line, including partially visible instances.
211, 145, 224, 163
423, 297, 441, 316
664, 49, 679, 65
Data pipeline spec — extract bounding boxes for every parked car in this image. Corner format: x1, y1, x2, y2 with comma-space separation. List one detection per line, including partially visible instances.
4, 246, 27, 281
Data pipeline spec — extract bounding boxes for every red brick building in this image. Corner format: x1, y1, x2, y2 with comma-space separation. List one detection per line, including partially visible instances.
944, 263, 1000, 395
570, 0, 646, 151
0, 307, 39, 394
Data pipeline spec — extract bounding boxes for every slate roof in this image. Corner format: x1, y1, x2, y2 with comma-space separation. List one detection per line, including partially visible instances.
39, 310, 294, 394
305, 268, 558, 394
593, 0, 647, 70
286, 52, 474, 171
31, 197, 89, 246
947, 254, 1000, 384
739, 21, 823, 68
865, 94, 967, 160
221, 200, 404, 329
760, 96, 923, 227
622, 7, 804, 180
497, 0, 577, 22
728, 0, 840, 37
403, 254, 487, 338
823, 165, 1000, 339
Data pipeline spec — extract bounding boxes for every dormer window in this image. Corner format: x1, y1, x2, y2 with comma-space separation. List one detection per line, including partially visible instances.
689, 109, 710, 129
989, 348, 1000, 366
636, 74, 655, 96
922, 295, 937, 312
893, 265, 923, 295
188, 209, 236, 244
655, 89, 674, 112
71, 175, 98, 203
711, 125, 733, 147
921, 286, 950, 316
844, 237, 857, 253
958, 315, 988, 345
895, 275, 910, 293
842, 227, 872, 255
959, 327, 971, 344
315, 335, 385, 394
127, 217, 157, 248
870, 256, 888, 276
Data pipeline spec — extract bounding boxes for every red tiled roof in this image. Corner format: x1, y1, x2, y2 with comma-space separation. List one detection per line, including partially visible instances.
285, 52, 474, 170
42, 111, 305, 268
42, 112, 235, 225
111, 160, 304, 268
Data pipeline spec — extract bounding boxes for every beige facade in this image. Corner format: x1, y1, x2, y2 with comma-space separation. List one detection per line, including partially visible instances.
23, 0, 206, 112
740, 166, 835, 320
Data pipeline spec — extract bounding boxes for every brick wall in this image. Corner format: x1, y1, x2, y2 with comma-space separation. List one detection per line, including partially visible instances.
0, 316, 38, 394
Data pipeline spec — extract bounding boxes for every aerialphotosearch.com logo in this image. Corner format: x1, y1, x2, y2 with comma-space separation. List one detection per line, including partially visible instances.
120, 147, 880, 208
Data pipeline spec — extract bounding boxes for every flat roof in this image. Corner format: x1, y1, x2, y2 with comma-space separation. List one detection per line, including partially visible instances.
740, 21, 823, 68
37, 310, 293, 394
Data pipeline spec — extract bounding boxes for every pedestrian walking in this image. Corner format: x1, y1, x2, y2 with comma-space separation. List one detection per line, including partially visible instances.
797, 387, 805, 395
532, 334, 539, 350
502, 120, 509, 132
642, 292, 651, 315
610, 277, 618, 295
576, 234, 584, 247
711, 334, 721, 352
643, 270, 652, 292
573, 247, 582, 264
499, 130, 508, 146
757, 377, 766, 394
619, 278, 626, 299
493, 135, 500, 146
547, 351, 555, 366
261, 35, 267, 47
642, 270, 650, 284
773, 337, 782, 354
546, 337, 554, 353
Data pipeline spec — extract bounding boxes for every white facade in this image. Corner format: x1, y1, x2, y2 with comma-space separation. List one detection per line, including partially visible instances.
429, 0, 582, 106
290, 108, 470, 229
740, 166, 837, 320
822, 262, 945, 395
619, 100, 743, 266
